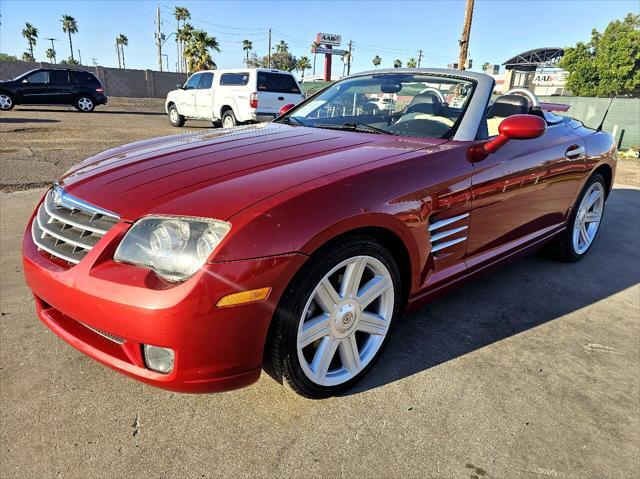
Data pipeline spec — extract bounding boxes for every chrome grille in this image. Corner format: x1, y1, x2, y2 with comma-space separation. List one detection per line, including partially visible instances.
80, 322, 126, 344
32, 185, 119, 265
428, 213, 469, 254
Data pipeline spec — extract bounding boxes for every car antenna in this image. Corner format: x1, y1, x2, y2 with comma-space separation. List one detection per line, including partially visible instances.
596, 95, 616, 131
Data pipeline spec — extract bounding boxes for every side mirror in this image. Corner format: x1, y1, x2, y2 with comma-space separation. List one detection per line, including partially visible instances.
279, 103, 295, 116
22, 79, 29, 84
484, 114, 546, 153
176, 83, 183, 89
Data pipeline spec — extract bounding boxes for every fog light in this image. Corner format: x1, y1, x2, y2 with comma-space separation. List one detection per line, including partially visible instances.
143, 345, 175, 374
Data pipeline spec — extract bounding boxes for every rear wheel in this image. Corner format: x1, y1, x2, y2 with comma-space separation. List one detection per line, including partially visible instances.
0, 93, 14, 111
266, 238, 401, 398
222, 110, 237, 129
168, 104, 185, 127
74, 96, 95, 112
552, 173, 606, 261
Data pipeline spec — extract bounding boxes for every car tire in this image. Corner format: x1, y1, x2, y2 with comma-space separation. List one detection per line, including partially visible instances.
168, 105, 185, 127
74, 96, 95, 112
551, 173, 607, 262
212, 120, 222, 128
0, 92, 15, 111
221, 110, 237, 129
265, 237, 402, 398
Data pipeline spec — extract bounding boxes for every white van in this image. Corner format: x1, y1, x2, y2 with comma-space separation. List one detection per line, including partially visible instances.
165, 68, 304, 128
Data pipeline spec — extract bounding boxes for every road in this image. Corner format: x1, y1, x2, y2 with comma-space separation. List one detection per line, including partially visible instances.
1, 185, 638, 478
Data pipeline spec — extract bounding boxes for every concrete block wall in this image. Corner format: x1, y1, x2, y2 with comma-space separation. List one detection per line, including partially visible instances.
0, 60, 187, 98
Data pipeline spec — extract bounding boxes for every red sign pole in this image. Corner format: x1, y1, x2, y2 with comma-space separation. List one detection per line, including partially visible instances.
323, 44, 332, 81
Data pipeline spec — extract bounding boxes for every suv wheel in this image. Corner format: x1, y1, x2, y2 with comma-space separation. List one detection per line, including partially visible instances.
265, 237, 401, 398
0, 93, 15, 111
168, 105, 185, 127
222, 110, 237, 129
74, 96, 95, 112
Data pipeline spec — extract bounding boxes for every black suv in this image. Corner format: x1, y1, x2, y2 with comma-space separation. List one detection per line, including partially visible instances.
0, 68, 107, 112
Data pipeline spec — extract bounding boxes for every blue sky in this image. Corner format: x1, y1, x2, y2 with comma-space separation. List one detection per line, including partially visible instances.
1, 0, 637, 75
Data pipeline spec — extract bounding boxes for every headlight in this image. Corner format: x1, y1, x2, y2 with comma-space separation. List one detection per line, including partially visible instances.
114, 216, 231, 282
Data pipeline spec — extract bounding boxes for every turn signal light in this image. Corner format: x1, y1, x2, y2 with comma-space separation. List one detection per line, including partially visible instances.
249, 92, 258, 109
216, 287, 271, 308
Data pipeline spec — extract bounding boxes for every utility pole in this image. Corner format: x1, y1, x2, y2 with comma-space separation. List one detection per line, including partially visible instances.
44, 37, 58, 63
155, 4, 164, 71
458, 0, 474, 70
267, 28, 272, 68
346, 40, 353, 76
417, 49, 423, 68
78, 49, 82, 65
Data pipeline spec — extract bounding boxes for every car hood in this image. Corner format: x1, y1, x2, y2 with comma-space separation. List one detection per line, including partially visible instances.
60, 123, 447, 221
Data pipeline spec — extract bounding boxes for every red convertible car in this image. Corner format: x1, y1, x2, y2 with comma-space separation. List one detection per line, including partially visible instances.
23, 69, 616, 398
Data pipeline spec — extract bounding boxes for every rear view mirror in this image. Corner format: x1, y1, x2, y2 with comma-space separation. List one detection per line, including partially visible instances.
484, 114, 546, 153
380, 82, 402, 94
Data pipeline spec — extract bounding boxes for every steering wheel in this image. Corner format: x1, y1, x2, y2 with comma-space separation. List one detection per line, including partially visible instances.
504, 88, 540, 108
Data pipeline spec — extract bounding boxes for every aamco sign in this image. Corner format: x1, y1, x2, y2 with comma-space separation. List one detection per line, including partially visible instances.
317, 32, 341, 46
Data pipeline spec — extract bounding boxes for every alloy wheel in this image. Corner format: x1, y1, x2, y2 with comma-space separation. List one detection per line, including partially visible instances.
223, 116, 234, 128
296, 255, 394, 387
77, 97, 93, 112
573, 181, 604, 254
170, 108, 179, 123
0, 94, 12, 110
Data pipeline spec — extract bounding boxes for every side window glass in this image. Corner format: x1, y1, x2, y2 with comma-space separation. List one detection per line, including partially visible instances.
199, 73, 214, 89
184, 74, 200, 90
25, 71, 49, 84
49, 70, 69, 85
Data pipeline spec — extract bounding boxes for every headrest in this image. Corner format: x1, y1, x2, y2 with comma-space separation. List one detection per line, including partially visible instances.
488, 94, 529, 118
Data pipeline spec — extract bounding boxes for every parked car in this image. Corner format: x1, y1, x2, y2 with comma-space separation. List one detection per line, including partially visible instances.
0, 68, 107, 112
23, 69, 615, 398
165, 68, 304, 128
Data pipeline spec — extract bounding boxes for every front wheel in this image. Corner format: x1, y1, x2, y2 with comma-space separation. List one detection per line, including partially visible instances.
221, 110, 237, 129
0, 93, 15, 111
168, 105, 185, 127
552, 173, 606, 261
74, 96, 95, 112
265, 238, 401, 398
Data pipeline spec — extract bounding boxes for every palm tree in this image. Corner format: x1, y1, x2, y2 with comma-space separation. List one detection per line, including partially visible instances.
311, 41, 320, 77
177, 23, 194, 73
407, 58, 417, 68
174, 6, 191, 72
21, 52, 33, 62
21, 23, 38, 61
242, 39, 253, 64
393, 59, 402, 68
184, 29, 220, 72
116, 34, 128, 69
297, 56, 311, 81
61, 15, 78, 62
276, 40, 288, 53
372, 55, 382, 69
45, 47, 56, 63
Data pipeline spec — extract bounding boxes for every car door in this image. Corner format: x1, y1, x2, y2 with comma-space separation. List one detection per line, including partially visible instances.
47, 70, 72, 104
178, 73, 200, 117
195, 72, 214, 119
465, 117, 587, 269
19, 70, 50, 104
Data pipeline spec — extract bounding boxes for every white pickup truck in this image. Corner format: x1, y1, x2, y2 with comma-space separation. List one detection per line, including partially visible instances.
165, 68, 304, 128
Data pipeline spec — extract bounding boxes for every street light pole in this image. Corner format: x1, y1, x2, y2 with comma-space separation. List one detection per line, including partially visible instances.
458, 0, 475, 70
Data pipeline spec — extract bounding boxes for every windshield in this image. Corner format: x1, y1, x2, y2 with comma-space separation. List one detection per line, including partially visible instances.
279, 73, 476, 139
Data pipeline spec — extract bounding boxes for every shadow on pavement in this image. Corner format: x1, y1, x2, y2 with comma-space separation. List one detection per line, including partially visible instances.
348, 188, 640, 395
13, 107, 166, 116
0, 117, 60, 124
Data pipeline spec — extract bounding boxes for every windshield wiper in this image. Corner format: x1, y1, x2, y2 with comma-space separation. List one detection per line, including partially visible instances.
278, 116, 309, 127
341, 122, 395, 135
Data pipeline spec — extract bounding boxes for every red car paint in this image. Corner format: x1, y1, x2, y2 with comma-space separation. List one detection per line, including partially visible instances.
23, 112, 616, 393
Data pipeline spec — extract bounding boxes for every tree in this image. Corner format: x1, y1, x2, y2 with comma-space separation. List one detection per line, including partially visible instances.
174, 6, 191, 72
60, 58, 79, 65
22, 52, 34, 62
45, 47, 56, 63
311, 41, 320, 77
242, 39, 253, 64
22, 23, 38, 61
372, 55, 382, 68
482, 62, 490, 72
276, 40, 288, 54
393, 59, 402, 68
297, 56, 311, 81
61, 15, 78, 62
559, 13, 640, 96
0, 53, 19, 61
407, 57, 417, 68
177, 23, 194, 73
116, 34, 128, 69
184, 29, 220, 72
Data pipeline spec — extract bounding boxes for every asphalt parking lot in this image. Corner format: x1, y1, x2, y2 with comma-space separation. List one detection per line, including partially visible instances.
1, 100, 639, 478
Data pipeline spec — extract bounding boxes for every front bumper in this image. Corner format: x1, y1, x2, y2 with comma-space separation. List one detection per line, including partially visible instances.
22, 213, 306, 393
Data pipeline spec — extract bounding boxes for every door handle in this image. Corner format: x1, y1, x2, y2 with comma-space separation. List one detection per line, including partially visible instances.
278, 96, 284, 101
565, 145, 585, 159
